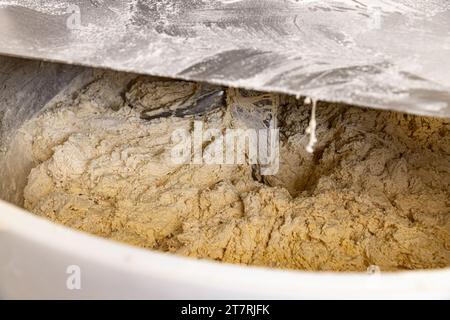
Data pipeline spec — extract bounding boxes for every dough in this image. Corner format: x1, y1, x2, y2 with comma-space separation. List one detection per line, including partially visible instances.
15, 73, 450, 272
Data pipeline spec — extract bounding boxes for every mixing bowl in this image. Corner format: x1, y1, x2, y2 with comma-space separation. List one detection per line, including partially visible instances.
0, 56, 449, 299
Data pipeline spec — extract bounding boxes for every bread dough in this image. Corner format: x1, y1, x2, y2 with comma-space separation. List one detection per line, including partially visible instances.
15, 73, 450, 272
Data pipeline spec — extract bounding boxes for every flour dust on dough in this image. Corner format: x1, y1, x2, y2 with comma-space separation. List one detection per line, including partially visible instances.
10, 72, 450, 272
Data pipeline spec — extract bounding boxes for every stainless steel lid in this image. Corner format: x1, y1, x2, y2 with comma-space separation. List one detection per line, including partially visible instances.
0, 0, 449, 117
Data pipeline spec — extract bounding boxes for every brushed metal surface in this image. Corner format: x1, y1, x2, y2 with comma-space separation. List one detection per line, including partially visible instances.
0, 0, 449, 117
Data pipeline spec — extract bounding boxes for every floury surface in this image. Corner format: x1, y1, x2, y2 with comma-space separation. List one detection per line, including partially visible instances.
0, 0, 449, 117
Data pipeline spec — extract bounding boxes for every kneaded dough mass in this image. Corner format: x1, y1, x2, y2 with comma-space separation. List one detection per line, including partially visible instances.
16, 73, 450, 272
